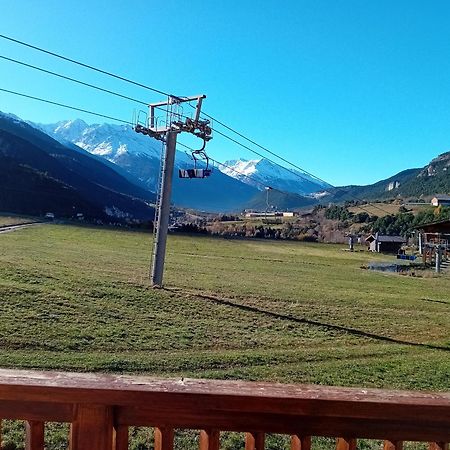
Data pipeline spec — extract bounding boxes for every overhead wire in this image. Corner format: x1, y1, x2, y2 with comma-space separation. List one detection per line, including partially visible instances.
0, 36, 394, 215
0, 55, 149, 107
0, 88, 132, 124
0, 34, 170, 97
0, 86, 389, 218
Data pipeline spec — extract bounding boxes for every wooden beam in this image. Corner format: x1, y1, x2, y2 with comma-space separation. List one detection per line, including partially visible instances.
113, 424, 128, 450
291, 435, 311, 450
154, 427, 174, 450
25, 420, 45, 450
336, 438, 357, 450
199, 429, 220, 450
430, 443, 449, 450
245, 432, 265, 450
69, 405, 114, 450
384, 440, 404, 450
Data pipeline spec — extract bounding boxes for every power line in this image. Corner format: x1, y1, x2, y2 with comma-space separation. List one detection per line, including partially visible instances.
0, 55, 149, 107
0, 34, 392, 215
0, 88, 132, 125
0, 34, 170, 97
0, 86, 385, 219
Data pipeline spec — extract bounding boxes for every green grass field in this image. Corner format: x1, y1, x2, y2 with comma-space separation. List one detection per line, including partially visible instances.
0, 223, 448, 392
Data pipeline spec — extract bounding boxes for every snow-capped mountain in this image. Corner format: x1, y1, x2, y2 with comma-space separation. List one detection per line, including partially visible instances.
219, 158, 330, 195
37, 119, 259, 212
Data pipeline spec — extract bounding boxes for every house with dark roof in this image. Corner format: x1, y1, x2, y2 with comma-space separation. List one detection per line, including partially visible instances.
431, 195, 450, 207
365, 233, 406, 253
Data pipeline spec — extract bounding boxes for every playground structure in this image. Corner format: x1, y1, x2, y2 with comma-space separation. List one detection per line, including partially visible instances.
420, 234, 449, 273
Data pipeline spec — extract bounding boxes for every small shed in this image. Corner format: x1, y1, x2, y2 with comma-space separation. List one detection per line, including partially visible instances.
431, 195, 450, 207
365, 233, 406, 253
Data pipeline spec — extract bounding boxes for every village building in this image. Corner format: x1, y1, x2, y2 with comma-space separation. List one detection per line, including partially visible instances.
365, 233, 406, 253
415, 218, 450, 253
430, 195, 450, 207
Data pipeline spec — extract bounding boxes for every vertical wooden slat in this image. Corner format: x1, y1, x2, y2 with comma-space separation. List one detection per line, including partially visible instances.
69, 405, 114, 450
291, 435, 311, 450
245, 432, 265, 450
113, 424, 128, 450
154, 427, 174, 450
384, 441, 404, 450
199, 429, 220, 450
430, 444, 449, 450
336, 438, 357, 450
25, 420, 45, 450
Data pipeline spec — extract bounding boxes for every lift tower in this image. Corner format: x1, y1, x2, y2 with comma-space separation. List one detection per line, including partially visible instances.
134, 95, 212, 287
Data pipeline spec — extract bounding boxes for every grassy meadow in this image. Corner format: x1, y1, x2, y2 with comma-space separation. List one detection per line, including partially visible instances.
0, 222, 449, 449
0, 222, 448, 391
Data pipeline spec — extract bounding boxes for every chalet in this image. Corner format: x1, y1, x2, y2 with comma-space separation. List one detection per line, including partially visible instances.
415, 218, 450, 252
365, 233, 406, 253
431, 195, 450, 207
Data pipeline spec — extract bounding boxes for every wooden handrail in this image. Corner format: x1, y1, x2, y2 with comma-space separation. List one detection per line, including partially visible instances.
0, 369, 448, 449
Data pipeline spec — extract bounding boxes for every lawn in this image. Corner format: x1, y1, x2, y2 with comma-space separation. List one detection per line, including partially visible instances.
0, 223, 449, 449
0, 223, 448, 391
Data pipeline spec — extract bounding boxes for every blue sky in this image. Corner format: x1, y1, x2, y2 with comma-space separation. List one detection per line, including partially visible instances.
1, 0, 450, 186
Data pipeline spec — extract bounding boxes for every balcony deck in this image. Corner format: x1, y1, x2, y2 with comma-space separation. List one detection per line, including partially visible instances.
0, 369, 448, 449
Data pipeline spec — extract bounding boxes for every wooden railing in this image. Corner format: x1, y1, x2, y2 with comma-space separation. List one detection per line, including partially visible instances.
0, 369, 448, 450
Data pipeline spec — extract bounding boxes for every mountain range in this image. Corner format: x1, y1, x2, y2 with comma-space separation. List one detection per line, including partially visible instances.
0, 110, 449, 219
38, 119, 260, 212
0, 112, 154, 221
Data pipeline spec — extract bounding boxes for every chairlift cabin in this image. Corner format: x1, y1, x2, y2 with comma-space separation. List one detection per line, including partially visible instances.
179, 145, 212, 179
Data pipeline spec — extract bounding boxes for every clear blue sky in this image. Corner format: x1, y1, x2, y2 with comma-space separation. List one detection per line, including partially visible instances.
1, 0, 450, 186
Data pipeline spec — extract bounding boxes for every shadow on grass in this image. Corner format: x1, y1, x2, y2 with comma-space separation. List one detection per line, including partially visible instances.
166, 288, 450, 353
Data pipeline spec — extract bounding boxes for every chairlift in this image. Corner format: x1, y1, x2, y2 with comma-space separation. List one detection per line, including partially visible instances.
178, 139, 212, 179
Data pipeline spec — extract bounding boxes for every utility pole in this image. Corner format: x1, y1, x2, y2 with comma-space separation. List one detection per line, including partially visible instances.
435, 244, 442, 274
134, 95, 212, 287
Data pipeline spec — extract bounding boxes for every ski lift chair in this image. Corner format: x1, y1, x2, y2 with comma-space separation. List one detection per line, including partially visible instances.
178, 143, 212, 179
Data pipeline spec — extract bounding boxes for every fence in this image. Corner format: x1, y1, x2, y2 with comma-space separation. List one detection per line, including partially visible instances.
0, 369, 448, 450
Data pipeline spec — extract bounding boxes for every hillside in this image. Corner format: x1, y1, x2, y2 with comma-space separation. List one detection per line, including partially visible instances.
0, 113, 155, 221
244, 188, 316, 211
325, 151, 449, 202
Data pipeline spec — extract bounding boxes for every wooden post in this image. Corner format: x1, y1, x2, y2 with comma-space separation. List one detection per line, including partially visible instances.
154, 427, 174, 450
384, 441, 404, 450
25, 421, 45, 450
336, 438, 357, 450
199, 429, 220, 450
429, 444, 449, 450
113, 425, 128, 450
291, 435, 311, 450
69, 405, 114, 450
245, 432, 265, 450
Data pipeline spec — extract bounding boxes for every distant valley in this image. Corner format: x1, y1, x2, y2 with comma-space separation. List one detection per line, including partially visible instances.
0, 110, 449, 221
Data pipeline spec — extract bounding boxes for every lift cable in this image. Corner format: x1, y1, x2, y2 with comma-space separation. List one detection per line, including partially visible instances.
0, 55, 149, 107
177, 141, 381, 218
0, 34, 396, 216
0, 88, 131, 124
0, 34, 170, 97
0, 86, 385, 219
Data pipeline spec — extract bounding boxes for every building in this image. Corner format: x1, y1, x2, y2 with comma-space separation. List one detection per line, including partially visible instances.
430, 195, 450, 207
415, 218, 450, 253
244, 211, 297, 218
365, 233, 406, 253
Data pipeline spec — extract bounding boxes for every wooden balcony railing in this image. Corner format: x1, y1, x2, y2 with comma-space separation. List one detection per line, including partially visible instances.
0, 369, 448, 450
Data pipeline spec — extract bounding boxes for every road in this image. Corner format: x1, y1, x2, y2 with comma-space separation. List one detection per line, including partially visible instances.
0, 222, 43, 234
